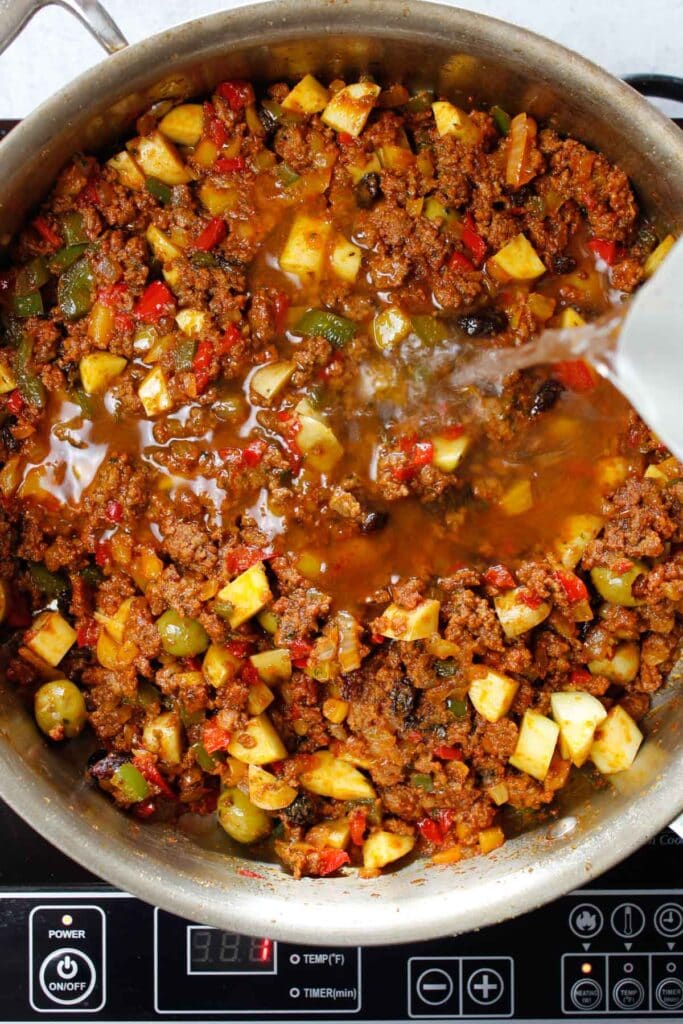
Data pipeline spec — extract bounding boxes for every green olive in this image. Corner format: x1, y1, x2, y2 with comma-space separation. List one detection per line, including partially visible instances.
217, 788, 271, 844
591, 561, 647, 607
34, 680, 87, 740
156, 609, 209, 657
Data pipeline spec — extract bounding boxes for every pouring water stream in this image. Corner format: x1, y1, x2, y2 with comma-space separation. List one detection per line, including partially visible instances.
449, 238, 683, 461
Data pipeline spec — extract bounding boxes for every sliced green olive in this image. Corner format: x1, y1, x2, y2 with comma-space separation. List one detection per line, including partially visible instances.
156, 609, 209, 656
34, 680, 87, 740
591, 561, 646, 607
217, 788, 272, 844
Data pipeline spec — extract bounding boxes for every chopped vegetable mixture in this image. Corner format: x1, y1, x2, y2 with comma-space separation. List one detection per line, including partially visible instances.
0, 73, 680, 877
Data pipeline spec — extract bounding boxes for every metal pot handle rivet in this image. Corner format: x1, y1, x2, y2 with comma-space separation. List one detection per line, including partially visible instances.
0, 0, 127, 57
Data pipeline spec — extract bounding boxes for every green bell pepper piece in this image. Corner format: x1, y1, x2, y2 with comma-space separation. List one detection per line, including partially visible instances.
173, 337, 197, 371
58, 257, 95, 321
295, 309, 356, 349
410, 772, 434, 791
446, 696, 468, 718
192, 741, 217, 772
15, 257, 49, 296
190, 251, 217, 269
145, 177, 172, 205
405, 90, 435, 113
27, 562, 68, 602
49, 243, 89, 275
491, 105, 511, 135
277, 162, 300, 187
411, 314, 449, 345
11, 292, 43, 318
60, 211, 88, 246
112, 763, 150, 803
12, 336, 46, 407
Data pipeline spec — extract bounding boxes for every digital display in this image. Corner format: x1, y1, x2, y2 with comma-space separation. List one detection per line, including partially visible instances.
187, 928, 275, 974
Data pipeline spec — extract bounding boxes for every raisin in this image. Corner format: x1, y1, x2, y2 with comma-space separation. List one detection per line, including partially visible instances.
390, 677, 417, 719
281, 792, 316, 827
551, 253, 577, 274
455, 309, 508, 337
354, 172, 381, 209
530, 378, 564, 416
360, 509, 389, 534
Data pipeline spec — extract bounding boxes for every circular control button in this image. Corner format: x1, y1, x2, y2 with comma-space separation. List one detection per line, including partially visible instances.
416, 968, 453, 1007
569, 903, 604, 939
610, 903, 645, 939
612, 978, 645, 1010
466, 968, 505, 1006
39, 948, 96, 1006
570, 978, 602, 1010
656, 977, 683, 1010
655, 903, 683, 938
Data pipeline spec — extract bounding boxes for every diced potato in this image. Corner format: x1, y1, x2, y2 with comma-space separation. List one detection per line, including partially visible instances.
198, 181, 239, 216
487, 782, 509, 806
528, 292, 556, 321
127, 131, 191, 185
248, 764, 297, 809
294, 407, 343, 473
491, 233, 546, 280
258, 609, 279, 635
376, 144, 415, 170
306, 817, 351, 850
330, 235, 363, 283
363, 830, 415, 870
321, 82, 381, 137
158, 104, 204, 146
591, 561, 646, 607
88, 301, 115, 346
509, 710, 559, 782
251, 361, 295, 401
426, 636, 460, 658
217, 787, 271, 844
107, 150, 145, 190
595, 456, 630, 492
494, 588, 551, 638
142, 710, 184, 765
551, 691, 608, 767
377, 599, 440, 642
372, 306, 412, 351
499, 478, 533, 516
322, 698, 350, 723
280, 213, 332, 278
559, 307, 586, 328
79, 352, 127, 394
227, 713, 287, 765
299, 750, 375, 800
590, 705, 643, 774
176, 308, 209, 337
216, 561, 272, 629
431, 434, 470, 473
588, 641, 640, 684
431, 101, 480, 144
281, 74, 330, 114
431, 845, 463, 865
202, 642, 242, 688
478, 826, 505, 854
96, 631, 138, 670
554, 513, 603, 569
424, 196, 447, 222
138, 366, 173, 417
193, 138, 219, 168
645, 457, 680, 483
347, 152, 381, 185
94, 596, 134, 644
146, 224, 183, 264
246, 681, 275, 716
25, 611, 77, 667
468, 668, 519, 723
643, 234, 675, 278
250, 648, 292, 684
0, 360, 16, 395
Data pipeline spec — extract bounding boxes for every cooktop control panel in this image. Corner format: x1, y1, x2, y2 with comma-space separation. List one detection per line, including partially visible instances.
1, 888, 682, 1021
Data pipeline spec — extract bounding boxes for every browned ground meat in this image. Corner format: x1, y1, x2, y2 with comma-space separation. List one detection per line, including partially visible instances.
0, 74, 678, 879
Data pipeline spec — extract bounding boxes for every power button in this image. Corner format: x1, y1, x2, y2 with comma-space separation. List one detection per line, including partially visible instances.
29, 906, 106, 1013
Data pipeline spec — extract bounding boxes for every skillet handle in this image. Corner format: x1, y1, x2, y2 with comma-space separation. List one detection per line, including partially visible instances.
0, 0, 127, 57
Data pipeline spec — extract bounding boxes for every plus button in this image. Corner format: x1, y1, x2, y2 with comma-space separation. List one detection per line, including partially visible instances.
467, 967, 505, 1005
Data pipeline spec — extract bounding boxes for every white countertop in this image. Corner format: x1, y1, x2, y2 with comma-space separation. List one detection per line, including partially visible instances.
0, 0, 681, 118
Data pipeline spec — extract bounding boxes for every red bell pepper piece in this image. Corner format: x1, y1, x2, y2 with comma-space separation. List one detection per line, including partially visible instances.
133, 799, 156, 820
337, 132, 354, 146
241, 663, 261, 687
214, 155, 247, 174
417, 817, 444, 844
227, 639, 253, 659
32, 216, 62, 250
519, 589, 545, 609
133, 752, 176, 800
216, 80, 255, 111
551, 359, 596, 393
76, 619, 99, 648
217, 322, 242, 354
94, 540, 112, 567
134, 281, 175, 323
6, 390, 24, 416
241, 439, 266, 467
225, 544, 272, 576
569, 668, 592, 687
289, 638, 313, 661
193, 217, 227, 252
392, 437, 434, 482
483, 564, 516, 589
349, 808, 367, 846
203, 102, 229, 147
554, 570, 589, 603
316, 849, 350, 876
462, 215, 487, 263
105, 499, 123, 523
449, 250, 475, 273
587, 239, 618, 266
202, 718, 232, 755
272, 291, 290, 333
433, 745, 463, 761
114, 312, 135, 334
193, 338, 215, 394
